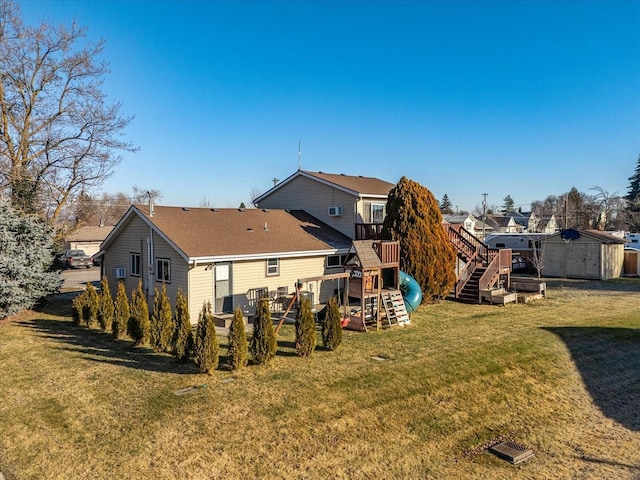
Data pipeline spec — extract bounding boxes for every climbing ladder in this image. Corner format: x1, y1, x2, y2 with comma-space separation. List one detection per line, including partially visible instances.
381, 290, 409, 327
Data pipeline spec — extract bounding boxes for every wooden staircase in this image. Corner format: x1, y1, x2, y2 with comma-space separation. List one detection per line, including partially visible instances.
446, 225, 512, 304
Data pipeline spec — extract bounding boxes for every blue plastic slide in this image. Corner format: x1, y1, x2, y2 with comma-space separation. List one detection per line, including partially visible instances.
399, 270, 423, 313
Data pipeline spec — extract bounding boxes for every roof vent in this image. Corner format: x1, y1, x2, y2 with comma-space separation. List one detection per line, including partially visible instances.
262, 209, 269, 212
239, 208, 245, 212
264, 222, 268, 231
247, 227, 253, 232
182, 207, 190, 211
211, 208, 218, 212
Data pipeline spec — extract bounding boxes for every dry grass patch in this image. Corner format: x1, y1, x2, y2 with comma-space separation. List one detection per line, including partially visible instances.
1, 279, 639, 479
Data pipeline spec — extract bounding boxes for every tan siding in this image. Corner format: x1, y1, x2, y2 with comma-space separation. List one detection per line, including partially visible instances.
188, 264, 214, 320
542, 236, 623, 280
258, 176, 357, 238
103, 216, 188, 314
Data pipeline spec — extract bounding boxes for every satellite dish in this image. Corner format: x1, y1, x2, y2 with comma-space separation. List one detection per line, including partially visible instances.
560, 229, 580, 240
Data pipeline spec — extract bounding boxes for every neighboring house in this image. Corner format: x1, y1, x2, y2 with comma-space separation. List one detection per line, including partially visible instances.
486, 214, 522, 233
254, 170, 395, 240
98, 205, 351, 322
542, 229, 626, 280
537, 215, 558, 234
505, 211, 538, 232
65, 225, 114, 258
443, 213, 476, 233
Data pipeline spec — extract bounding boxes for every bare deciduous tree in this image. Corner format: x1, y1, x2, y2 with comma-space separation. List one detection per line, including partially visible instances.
0, 0, 135, 226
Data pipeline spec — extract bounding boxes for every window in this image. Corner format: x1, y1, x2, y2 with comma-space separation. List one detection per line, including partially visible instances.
371, 203, 386, 223
266, 258, 279, 276
156, 258, 171, 283
327, 254, 347, 268
130, 253, 141, 276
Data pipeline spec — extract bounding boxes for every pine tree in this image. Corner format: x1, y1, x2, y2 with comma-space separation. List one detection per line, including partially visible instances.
151, 284, 174, 353
98, 276, 114, 332
173, 289, 192, 362
501, 195, 515, 214
227, 307, 249, 370
439, 193, 454, 215
625, 154, 640, 231
382, 176, 457, 302
194, 302, 219, 373
249, 297, 276, 365
82, 282, 100, 328
322, 296, 343, 351
0, 197, 61, 319
129, 280, 150, 346
150, 288, 162, 352
113, 281, 130, 339
295, 296, 316, 357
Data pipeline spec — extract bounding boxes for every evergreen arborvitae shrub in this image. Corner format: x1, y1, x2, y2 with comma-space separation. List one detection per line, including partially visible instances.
0, 198, 61, 319
82, 282, 100, 328
295, 296, 316, 357
194, 302, 219, 373
150, 288, 162, 352
173, 289, 192, 362
98, 276, 114, 332
129, 280, 150, 346
71, 291, 85, 326
113, 281, 130, 339
227, 307, 248, 370
322, 296, 343, 351
382, 176, 457, 302
249, 297, 276, 365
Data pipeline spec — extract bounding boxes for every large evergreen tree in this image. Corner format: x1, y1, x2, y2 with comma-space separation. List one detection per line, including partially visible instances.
625, 154, 640, 231
0, 197, 60, 319
382, 176, 456, 302
501, 195, 515, 214
151, 285, 174, 353
249, 297, 276, 365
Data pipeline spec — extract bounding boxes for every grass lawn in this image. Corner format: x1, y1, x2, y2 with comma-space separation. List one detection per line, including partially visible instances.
1, 279, 639, 479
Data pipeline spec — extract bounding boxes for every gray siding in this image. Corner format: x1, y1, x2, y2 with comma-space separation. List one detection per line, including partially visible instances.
542, 236, 624, 280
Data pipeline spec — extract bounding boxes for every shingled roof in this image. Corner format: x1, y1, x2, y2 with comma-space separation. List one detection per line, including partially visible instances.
102, 205, 352, 261
254, 170, 394, 204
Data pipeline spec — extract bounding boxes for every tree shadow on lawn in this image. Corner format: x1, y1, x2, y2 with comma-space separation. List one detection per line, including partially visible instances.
19, 318, 199, 375
543, 326, 640, 431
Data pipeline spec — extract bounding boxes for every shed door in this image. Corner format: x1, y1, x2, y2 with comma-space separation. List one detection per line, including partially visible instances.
214, 263, 232, 313
624, 251, 638, 276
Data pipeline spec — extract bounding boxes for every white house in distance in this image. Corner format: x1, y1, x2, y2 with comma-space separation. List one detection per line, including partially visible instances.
98, 204, 352, 322
254, 170, 395, 241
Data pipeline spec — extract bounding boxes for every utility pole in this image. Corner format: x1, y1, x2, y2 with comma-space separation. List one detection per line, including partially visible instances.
482, 193, 488, 240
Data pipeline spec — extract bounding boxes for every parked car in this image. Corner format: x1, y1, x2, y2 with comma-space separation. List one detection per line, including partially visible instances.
61, 249, 93, 269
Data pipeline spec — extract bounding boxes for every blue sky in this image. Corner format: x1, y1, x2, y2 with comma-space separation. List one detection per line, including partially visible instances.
19, 0, 640, 212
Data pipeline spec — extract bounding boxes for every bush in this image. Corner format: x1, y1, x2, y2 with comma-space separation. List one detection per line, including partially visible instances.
173, 289, 192, 362
113, 281, 130, 339
227, 307, 248, 370
295, 296, 316, 357
71, 292, 85, 326
82, 283, 99, 328
129, 280, 150, 346
322, 296, 343, 351
150, 286, 173, 353
98, 276, 114, 332
194, 302, 219, 374
249, 297, 276, 365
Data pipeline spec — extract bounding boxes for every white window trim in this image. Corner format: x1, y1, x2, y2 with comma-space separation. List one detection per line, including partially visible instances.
156, 258, 171, 283
130, 252, 141, 277
266, 258, 279, 276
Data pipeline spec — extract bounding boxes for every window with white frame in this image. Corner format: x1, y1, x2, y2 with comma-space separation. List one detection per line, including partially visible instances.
130, 253, 141, 276
156, 258, 171, 283
266, 258, 279, 276
371, 203, 386, 223
327, 254, 347, 268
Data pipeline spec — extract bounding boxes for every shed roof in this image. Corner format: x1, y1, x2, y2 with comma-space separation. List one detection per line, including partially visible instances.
349, 240, 383, 269
546, 229, 627, 244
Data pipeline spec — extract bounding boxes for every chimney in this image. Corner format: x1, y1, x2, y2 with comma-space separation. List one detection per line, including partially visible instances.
148, 191, 154, 217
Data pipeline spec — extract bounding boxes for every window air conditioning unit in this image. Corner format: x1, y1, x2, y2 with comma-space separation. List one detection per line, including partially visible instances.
328, 206, 343, 217
113, 267, 126, 279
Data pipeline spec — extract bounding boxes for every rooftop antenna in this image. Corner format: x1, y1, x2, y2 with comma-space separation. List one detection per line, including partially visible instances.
297, 140, 301, 171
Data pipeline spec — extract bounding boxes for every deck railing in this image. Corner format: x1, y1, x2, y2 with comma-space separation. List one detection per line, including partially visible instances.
355, 223, 384, 240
